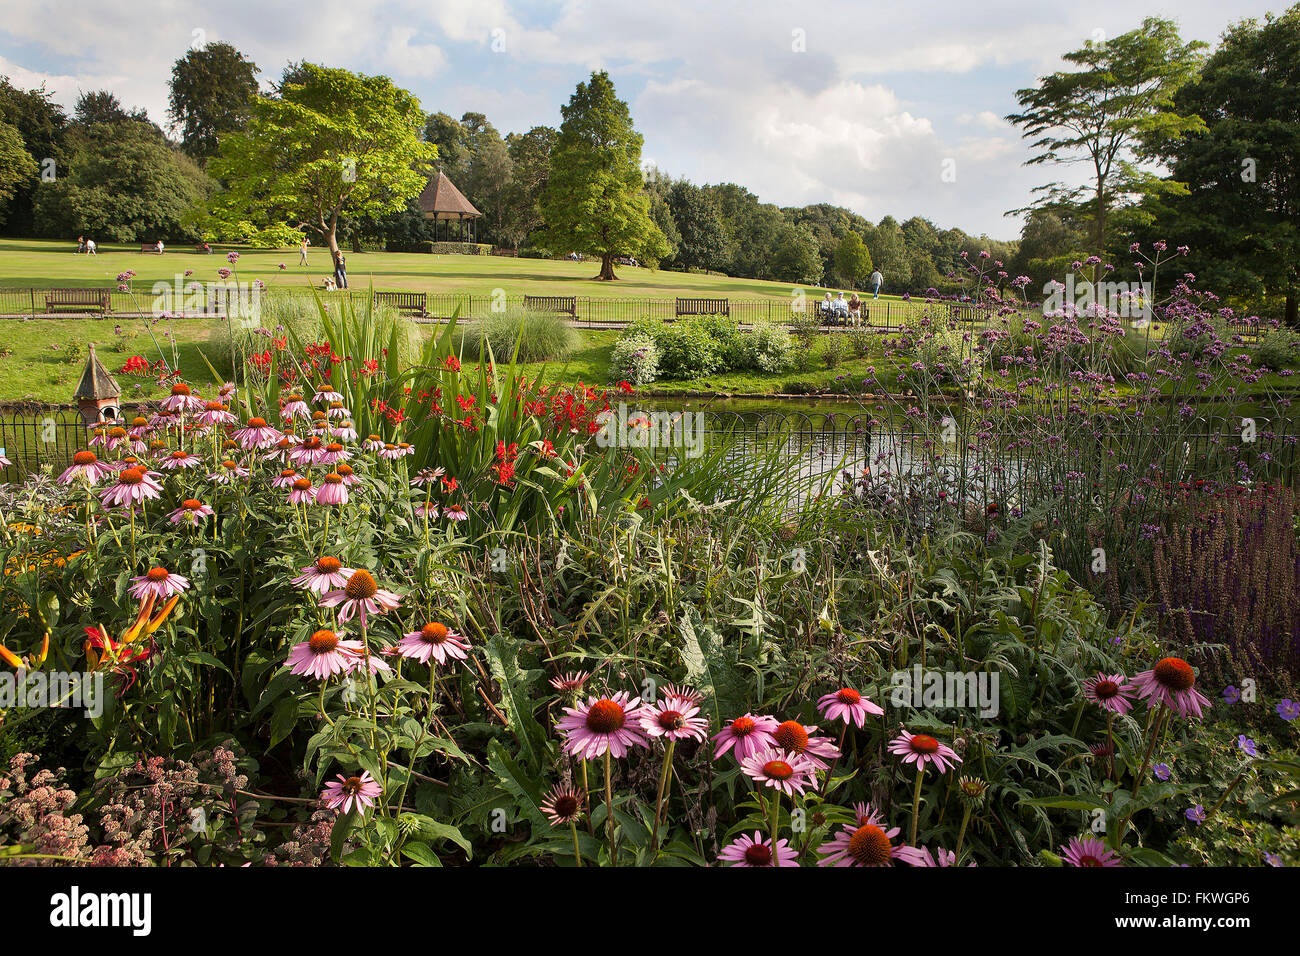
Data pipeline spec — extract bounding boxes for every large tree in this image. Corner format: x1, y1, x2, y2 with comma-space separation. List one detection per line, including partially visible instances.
0, 121, 36, 223
834, 230, 872, 288
168, 42, 260, 162
74, 90, 153, 129
0, 78, 68, 235
1007, 18, 1206, 280
667, 180, 730, 272
1148, 7, 1300, 326
538, 71, 668, 279
498, 125, 556, 249
205, 64, 435, 253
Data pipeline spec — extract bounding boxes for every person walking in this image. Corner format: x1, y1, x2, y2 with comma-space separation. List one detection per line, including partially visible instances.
299, 237, 310, 266
870, 269, 883, 299
85, 238, 97, 255
332, 250, 348, 290
76, 235, 85, 254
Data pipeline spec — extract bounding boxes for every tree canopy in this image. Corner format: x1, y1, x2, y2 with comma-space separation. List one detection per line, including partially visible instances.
168, 42, 260, 162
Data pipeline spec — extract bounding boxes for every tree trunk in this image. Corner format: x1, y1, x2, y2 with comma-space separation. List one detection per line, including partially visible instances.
1286, 291, 1298, 329
595, 253, 618, 281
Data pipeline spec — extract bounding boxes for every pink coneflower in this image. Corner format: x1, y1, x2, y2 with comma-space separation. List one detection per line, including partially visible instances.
158, 449, 203, 471
1128, 657, 1211, 720
320, 442, 350, 466
817, 818, 926, 867
285, 628, 363, 679
231, 416, 282, 450
127, 416, 152, 438
639, 686, 709, 741
58, 450, 113, 485
128, 566, 190, 601
280, 394, 310, 422
218, 381, 237, 401
772, 720, 842, 770
1083, 673, 1137, 715
540, 782, 586, 826
395, 621, 471, 666
363, 434, 385, 453
335, 463, 360, 486
740, 748, 817, 796
320, 770, 382, 815
287, 476, 316, 505
718, 831, 798, 867
97, 426, 141, 454
411, 467, 446, 487
414, 502, 439, 519
272, 467, 299, 488
888, 731, 962, 773
817, 687, 884, 727
713, 713, 779, 761
557, 692, 649, 759
549, 671, 591, 693
315, 472, 349, 505
378, 443, 403, 461
208, 459, 250, 484
320, 569, 401, 627
314, 388, 343, 404
910, 846, 973, 866
442, 504, 468, 521
99, 466, 163, 509
397, 442, 414, 457
161, 383, 206, 413
195, 401, 236, 427
291, 556, 356, 595
149, 409, 179, 430
326, 401, 349, 421
1061, 836, 1123, 867
168, 498, 214, 525
289, 436, 330, 467
332, 420, 358, 442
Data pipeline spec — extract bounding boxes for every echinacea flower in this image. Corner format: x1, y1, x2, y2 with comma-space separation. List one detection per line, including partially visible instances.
713, 713, 779, 762
280, 395, 310, 422
315, 472, 349, 505
314, 388, 343, 404
333, 420, 358, 442
292, 556, 356, 595
285, 628, 363, 679
540, 783, 586, 826
320, 442, 350, 465
231, 417, 283, 450
159, 449, 204, 471
818, 807, 926, 867
888, 731, 962, 773
128, 566, 190, 602
549, 671, 590, 693
320, 771, 381, 815
718, 831, 798, 867
99, 467, 163, 509
195, 401, 236, 427
909, 846, 972, 867
326, 401, 349, 420
1129, 657, 1211, 720
287, 476, 316, 505
58, 450, 113, 485
740, 748, 817, 796
168, 498, 214, 525
772, 720, 841, 770
320, 569, 401, 627
272, 468, 299, 488
817, 687, 884, 727
208, 459, 250, 484
395, 621, 471, 666
335, 463, 360, 486
1083, 673, 1136, 715
443, 504, 468, 521
557, 692, 649, 759
289, 436, 329, 467
411, 467, 446, 487
639, 687, 709, 742
1061, 836, 1123, 867
161, 383, 206, 413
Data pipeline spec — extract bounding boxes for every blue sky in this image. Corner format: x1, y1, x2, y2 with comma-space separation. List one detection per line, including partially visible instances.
0, 0, 1286, 238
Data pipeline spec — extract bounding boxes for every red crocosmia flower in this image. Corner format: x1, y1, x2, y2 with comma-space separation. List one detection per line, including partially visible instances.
444, 355, 461, 372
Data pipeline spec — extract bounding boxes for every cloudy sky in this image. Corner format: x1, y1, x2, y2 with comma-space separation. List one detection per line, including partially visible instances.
0, 0, 1284, 238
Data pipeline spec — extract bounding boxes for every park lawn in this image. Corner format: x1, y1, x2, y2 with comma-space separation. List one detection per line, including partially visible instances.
0, 238, 911, 303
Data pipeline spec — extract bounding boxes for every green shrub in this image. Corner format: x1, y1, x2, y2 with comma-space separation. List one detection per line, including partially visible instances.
628, 318, 723, 378
1255, 330, 1300, 371
459, 306, 579, 364
742, 322, 795, 373
610, 332, 661, 385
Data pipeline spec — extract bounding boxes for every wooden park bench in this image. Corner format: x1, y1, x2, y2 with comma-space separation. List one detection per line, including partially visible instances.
45, 288, 111, 314
523, 295, 577, 316
141, 243, 162, 254
373, 291, 428, 316
675, 297, 729, 317
491, 248, 518, 257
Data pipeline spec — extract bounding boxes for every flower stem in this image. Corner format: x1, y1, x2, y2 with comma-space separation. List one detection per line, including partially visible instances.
650, 739, 675, 854
603, 750, 617, 866
910, 765, 925, 846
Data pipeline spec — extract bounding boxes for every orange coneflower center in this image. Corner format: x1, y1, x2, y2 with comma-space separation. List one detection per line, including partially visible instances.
247, 417, 268, 428
731, 716, 757, 737
344, 570, 378, 601
836, 688, 861, 705
341, 776, 362, 794
146, 567, 170, 582
280, 469, 296, 479
108, 426, 127, 439
774, 721, 809, 753
910, 734, 940, 754
73, 451, 97, 466
223, 440, 238, 451
118, 468, 144, 485
171, 383, 191, 396
420, 622, 449, 645
132, 417, 148, 427
221, 460, 238, 470
301, 437, 322, 450
744, 843, 774, 866
326, 442, 343, 453
847, 824, 892, 866
656, 709, 685, 732
1153, 657, 1195, 692
170, 450, 190, 460
204, 401, 223, 411
337, 464, 354, 477
585, 699, 626, 734
292, 477, 312, 491
762, 759, 794, 780
1093, 679, 1120, 699
323, 473, 342, 485
329, 402, 343, 410
308, 629, 339, 653
316, 557, 342, 574
182, 499, 203, 510
368, 434, 382, 442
